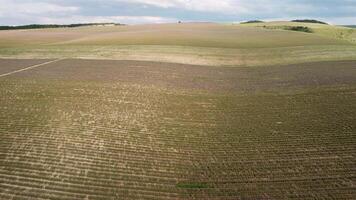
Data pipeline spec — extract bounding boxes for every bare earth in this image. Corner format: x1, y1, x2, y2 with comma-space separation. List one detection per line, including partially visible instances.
4, 59, 356, 92
0, 59, 355, 199
0, 59, 51, 74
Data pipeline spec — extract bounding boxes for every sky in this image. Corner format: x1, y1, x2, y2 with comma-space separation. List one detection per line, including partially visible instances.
0, 0, 355, 25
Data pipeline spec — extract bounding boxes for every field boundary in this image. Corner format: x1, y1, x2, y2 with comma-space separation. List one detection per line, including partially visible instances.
0, 58, 64, 78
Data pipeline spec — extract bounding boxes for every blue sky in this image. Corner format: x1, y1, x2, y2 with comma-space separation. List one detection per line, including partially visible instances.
0, 0, 355, 25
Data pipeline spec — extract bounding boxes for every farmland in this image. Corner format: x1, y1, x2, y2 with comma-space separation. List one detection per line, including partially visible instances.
0, 23, 356, 66
0, 23, 356, 199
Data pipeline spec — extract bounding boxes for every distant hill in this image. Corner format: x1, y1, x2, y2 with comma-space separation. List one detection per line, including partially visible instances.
0, 23, 123, 30
343, 25, 356, 28
291, 19, 328, 25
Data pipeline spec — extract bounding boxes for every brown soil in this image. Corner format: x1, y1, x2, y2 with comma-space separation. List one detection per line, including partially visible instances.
0, 59, 51, 74
6, 59, 356, 93
0, 58, 355, 199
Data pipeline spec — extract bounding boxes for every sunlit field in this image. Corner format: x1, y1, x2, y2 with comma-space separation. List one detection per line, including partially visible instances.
0, 23, 355, 66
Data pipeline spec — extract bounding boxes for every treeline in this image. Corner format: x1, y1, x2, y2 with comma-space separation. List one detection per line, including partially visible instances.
291, 19, 328, 25
283, 26, 313, 33
240, 19, 328, 25
0, 23, 123, 30
240, 20, 264, 24
262, 25, 313, 33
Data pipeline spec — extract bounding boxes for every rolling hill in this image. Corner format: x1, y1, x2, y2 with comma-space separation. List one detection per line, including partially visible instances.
0, 22, 355, 66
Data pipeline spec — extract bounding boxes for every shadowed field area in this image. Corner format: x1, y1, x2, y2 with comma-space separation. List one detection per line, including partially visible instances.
4, 59, 356, 92
0, 59, 355, 199
0, 59, 51, 74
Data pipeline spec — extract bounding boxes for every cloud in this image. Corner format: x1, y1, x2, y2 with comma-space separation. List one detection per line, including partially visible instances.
0, 0, 355, 25
37, 15, 177, 25
0, 0, 79, 15
320, 16, 356, 25
114, 0, 356, 19
0, 0, 174, 25
0, 0, 80, 24
118, 0, 240, 13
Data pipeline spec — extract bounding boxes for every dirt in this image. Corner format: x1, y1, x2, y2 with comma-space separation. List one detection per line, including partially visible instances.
0, 59, 51, 74
5, 59, 356, 93
0, 59, 355, 199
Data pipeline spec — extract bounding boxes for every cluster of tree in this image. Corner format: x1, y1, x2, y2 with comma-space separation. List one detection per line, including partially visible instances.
241, 19, 328, 25
262, 25, 313, 33
284, 26, 313, 33
240, 20, 264, 24
0, 23, 123, 30
291, 19, 328, 25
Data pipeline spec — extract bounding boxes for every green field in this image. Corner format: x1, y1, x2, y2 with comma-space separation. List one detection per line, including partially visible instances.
0, 22, 355, 199
239, 21, 356, 42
